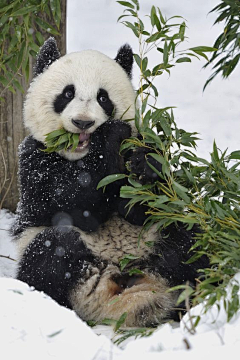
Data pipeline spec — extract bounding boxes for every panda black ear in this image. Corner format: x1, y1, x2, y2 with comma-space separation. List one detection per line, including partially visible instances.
115, 44, 133, 79
34, 37, 61, 76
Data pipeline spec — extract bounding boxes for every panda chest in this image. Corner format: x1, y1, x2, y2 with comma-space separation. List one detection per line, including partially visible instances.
78, 215, 159, 264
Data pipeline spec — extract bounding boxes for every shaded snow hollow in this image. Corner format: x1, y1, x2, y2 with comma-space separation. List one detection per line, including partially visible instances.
0, 209, 240, 359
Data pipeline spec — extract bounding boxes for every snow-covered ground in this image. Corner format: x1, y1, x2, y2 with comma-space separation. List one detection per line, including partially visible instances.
0, 209, 17, 278
1, 209, 240, 359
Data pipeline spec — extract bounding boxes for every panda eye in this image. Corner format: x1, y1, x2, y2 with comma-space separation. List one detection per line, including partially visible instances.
64, 90, 74, 99
99, 96, 107, 103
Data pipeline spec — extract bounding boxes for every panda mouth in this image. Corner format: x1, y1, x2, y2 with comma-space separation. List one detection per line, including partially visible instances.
73, 132, 91, 152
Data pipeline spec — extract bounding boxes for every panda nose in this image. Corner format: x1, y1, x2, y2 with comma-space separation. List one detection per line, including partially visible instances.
72, 119, 95, 130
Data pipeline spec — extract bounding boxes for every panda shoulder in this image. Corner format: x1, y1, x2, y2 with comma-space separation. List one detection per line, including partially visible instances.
18, 136, 44, 159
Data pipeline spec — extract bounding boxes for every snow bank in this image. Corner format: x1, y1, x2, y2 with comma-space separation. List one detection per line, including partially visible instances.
0, 277, 122, 360
0, 277, 239, 360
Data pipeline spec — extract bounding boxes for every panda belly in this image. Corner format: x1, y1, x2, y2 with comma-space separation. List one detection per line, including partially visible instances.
78, 214, 158, 263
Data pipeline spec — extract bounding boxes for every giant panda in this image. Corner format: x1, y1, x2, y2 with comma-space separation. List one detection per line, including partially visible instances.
13, 38, 208, 327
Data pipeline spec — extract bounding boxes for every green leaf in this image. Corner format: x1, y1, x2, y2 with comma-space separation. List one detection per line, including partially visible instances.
119, 254, 140, 271
130, 0, 139, 10
0, 75, 9, 87
30, 42, 39, 53
45, 128, 67, 141
157, 7, 166, 24
71, 133, 80, 152
128, 268, 144, 275
179, 22, 186, 41
97, 174, 127, 189
142, 109, 151, 129
172, 181, 191, 203
114, 312, 128, 331
146, 32, 164, 43
149, 195, 169, 207
47, 329, 63, 338
35, 18, 59, 35
0, 2, 16, 13
142, 57, 148, 72
12, 78, 24, 92
193, 50, 209, 61
122, 21, 139, 37
133, 53, 141, 68
163, 40, 168, 66
160, 117, 171, 136
128, 176, 142, 188
136, 83, 149, 95
17, 41, 26, 69
229, 151, 240, 160
154, 14, 161, 31
117, 1, 135, 9
11, 5, 37, 16
176, 287, 195, 305
189, 46, 217, 53
176, 57, 191, 63
150, 6, 156, 27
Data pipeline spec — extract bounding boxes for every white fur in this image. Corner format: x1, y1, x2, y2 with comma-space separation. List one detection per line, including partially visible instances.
70, 265, 175, 327
24, 50, 136, 160
16, 226, 47, 259
77, 215, 159, 264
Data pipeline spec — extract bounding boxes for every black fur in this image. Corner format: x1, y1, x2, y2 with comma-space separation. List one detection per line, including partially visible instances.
17, 226, 106, 308
115, 44, 134, 78
13, 120, 131, 235
130, 146, 162, 184
141, 224, 208, 287
97, 88, 115, 117
34, 37, 60, 76
54, 85, 75, 113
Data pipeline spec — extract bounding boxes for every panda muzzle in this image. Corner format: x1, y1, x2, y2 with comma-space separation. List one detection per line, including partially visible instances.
72, 119, 95, 130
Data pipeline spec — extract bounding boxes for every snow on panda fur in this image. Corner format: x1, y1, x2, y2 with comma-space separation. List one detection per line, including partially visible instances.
13, 38, 208, 327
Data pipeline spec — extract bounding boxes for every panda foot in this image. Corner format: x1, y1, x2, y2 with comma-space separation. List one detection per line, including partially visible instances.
70, 267, 176, 327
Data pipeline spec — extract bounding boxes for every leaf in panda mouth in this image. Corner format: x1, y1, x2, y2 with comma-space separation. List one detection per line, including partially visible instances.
43, 128, 83, 153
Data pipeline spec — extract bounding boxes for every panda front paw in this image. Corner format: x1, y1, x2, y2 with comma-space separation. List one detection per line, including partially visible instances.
118, 198, 148, 226
100, 119, 132, 147
130, 147, 162, 184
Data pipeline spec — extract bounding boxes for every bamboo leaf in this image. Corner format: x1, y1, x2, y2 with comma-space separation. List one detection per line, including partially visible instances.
117, 1, 135, 9
97, 174, 127, 189
176, 57, 191, 63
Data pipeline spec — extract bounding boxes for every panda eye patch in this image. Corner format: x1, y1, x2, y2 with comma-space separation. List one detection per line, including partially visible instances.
54, 85, 75, 113
97, 88, 114, 117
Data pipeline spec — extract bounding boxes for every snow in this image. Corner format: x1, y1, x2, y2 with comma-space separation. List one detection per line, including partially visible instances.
1, 209, 240, 358
0, 209, 17, 278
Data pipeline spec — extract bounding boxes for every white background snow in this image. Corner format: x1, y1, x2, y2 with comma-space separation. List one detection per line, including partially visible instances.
0, 0, 240, 358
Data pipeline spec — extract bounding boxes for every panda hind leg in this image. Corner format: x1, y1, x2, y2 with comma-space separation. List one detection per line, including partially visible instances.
70, 267, 177, 327
17, 226, 101, 308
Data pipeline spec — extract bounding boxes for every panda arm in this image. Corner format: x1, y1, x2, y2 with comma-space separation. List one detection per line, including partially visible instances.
117, 145, 163, 226
13, 136, 56, 234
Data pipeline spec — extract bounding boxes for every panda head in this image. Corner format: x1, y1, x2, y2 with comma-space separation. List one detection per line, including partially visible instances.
24, 37, 136, 160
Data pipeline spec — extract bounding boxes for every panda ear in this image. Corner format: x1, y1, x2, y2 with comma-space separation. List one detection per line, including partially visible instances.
115, 44, 133, 79
34, 37, 61, 76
